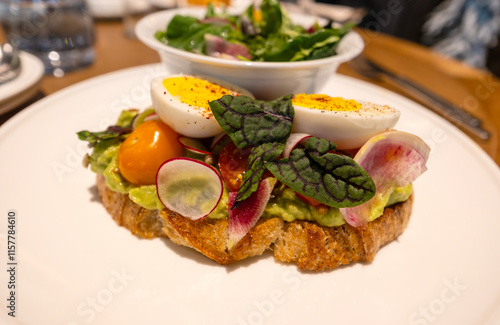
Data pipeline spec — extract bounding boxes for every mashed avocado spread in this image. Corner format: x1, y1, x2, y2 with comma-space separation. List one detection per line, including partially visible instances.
87, 111, 412, 226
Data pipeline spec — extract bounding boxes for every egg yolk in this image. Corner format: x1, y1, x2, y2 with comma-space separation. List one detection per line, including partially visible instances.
117, 120, 184, 185
163, 76, 236, 118
293, 94, 361, 111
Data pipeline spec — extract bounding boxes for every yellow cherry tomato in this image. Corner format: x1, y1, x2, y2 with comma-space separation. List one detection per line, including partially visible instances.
117, 120, 183, 185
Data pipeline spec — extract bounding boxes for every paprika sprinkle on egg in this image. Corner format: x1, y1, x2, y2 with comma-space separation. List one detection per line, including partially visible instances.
292, 94, 361, 111
163, 76, 237, 118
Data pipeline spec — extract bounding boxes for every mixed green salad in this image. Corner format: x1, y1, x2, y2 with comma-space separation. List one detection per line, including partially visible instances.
155, 0, 355, 62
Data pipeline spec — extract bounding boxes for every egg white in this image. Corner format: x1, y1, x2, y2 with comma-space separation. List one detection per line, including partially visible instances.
151, 74, 253, 138
292, 101, 401, 149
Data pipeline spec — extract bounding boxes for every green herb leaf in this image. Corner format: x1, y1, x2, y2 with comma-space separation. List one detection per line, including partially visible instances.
265, 137, 376, 208
209, 94, 294, 149
77, 126, 131, 147
77, 110, 137, 147
234, 142, 284, 207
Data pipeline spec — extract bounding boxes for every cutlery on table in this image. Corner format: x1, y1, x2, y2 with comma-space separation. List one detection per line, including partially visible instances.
350, 55, 491, 141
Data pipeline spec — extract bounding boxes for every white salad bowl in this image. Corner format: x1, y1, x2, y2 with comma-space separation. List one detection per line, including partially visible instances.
135, 7, 364, 100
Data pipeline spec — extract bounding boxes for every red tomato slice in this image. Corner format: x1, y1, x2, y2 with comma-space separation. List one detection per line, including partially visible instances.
295, 192, 324, 207
218, 141, 251, 192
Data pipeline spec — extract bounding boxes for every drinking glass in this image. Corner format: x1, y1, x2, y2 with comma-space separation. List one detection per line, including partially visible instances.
0, 0, 96, 76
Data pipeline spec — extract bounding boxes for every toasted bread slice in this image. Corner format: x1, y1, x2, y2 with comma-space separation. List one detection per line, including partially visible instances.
96, 174, 413, 271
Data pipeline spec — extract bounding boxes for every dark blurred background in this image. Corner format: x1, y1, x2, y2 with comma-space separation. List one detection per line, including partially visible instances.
317, 0, 500, 77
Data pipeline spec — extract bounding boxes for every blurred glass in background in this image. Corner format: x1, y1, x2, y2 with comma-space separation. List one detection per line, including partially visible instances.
0, 0, 95, 77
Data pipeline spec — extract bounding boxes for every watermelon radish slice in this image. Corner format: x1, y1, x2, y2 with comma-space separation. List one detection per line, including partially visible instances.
226, 177, 276, 250
210, 133, 231, 155
156, 158, 223, 220
340, 130, 430, 227
177, 136, 211, 155
283, 133, 312, 158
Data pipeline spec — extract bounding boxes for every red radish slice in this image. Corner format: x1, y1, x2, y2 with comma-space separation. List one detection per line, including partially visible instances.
226, 178, 276, 249
340, 130, 430, 227
177, 136, 211, 155
143, 113, 159, 122
210, 133, 231, 155
156, 158, 223, 220
132, 108, 157, 129
283, 133, 312, 158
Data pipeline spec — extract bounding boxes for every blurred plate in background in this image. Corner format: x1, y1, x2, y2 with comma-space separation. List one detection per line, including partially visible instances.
0, 51, 44, 115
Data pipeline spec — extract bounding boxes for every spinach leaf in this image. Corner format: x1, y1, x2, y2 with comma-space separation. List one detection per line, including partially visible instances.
156, 15, 234, 54
305, 43, 337, 61
262, 30, 341, 62
259, 0, 282, 36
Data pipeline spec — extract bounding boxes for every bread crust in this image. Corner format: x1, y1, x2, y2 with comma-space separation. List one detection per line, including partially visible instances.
96, 174, 413, 271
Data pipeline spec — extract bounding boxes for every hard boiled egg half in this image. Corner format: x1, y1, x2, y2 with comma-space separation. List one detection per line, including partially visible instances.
151, 74, 254, 138
291, 94, 401, 149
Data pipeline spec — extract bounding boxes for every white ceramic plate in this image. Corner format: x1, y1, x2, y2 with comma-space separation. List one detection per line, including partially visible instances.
1, 64, 500, 325
87, 0, 125, 18
0, 51, 44, 115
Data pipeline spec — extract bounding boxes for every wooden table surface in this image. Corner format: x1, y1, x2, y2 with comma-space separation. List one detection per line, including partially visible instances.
1, 18, 499, 166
